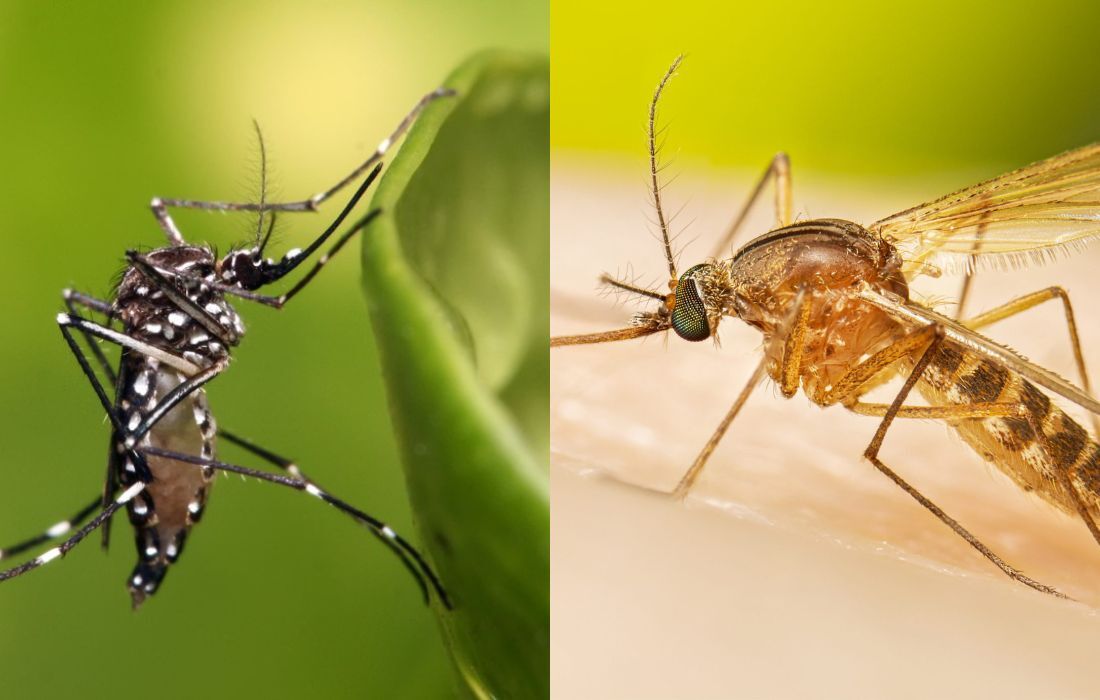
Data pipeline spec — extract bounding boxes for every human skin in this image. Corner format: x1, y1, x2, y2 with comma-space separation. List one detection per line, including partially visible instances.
551, 160, 1100, 698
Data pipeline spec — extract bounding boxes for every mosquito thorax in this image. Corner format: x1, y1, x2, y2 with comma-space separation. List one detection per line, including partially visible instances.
726, 219, 910, 333
116, 245, 245, 356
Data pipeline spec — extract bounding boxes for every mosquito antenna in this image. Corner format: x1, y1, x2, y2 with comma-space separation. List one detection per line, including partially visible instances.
649, 54, 684, 287
258, 210, 277, 254
252, 119, 269, 254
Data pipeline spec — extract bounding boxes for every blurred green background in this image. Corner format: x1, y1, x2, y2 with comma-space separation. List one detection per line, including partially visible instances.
552, 0, 1100, 178
0, 2, 545, 698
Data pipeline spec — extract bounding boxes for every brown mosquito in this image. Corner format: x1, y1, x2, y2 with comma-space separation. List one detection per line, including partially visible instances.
551, 55, 1100, 598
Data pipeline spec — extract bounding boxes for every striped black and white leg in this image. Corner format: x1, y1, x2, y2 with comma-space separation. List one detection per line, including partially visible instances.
58, 312, 203, 376
152, 87, 453, 218
59, 291, 124, 546
137, 444, 451, 609
123, 359, 227, 449
217, 429, 443, 604
0, 496, 102, 562
62, 289, 119, 381
0, 483, 146, 582
57, 316, 157, 485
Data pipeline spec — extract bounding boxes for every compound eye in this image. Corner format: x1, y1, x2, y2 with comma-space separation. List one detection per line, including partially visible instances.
671, 273, 711, 342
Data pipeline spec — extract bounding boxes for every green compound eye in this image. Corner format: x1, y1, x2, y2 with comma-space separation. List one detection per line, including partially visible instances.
671, 265, 711, 342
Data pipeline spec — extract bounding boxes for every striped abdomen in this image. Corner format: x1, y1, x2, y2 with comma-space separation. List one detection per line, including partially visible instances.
918, 343, 1100, 517
115, 352, 217, 608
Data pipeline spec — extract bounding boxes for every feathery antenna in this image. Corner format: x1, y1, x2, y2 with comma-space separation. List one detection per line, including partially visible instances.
649, 54, 683, 288
252, 119, 268, 252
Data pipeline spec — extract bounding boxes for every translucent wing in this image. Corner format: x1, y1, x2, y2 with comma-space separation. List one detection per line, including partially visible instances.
858, 286, 1100, 417
868, 144, 1100, 276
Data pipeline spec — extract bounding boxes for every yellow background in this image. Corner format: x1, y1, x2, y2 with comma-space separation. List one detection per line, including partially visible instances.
552, 1, 1100, 176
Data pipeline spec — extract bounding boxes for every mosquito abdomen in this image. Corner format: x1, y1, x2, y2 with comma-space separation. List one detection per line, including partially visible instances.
118, 356, 216, 608
920, 345, 1099, 515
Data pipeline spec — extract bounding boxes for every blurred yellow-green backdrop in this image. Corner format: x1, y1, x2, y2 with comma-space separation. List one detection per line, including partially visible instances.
0, 2, 545, 698
553, 0, 1100, 177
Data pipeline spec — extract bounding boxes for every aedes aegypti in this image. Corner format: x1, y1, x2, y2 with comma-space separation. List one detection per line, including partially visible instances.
0, 89, 453, 609
553, 56, 1100, 598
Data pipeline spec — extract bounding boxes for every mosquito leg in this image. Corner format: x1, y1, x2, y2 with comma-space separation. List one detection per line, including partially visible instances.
123, 359, 227, 448
672, 358, 767, 498
57, 319, 155, 483
62, 289, 118, 382
61, 289, 124, 546
137, 444, 451, 608
165, 208, 383, 310
216, 429, 436, 601
218, 429, 304, 477
57, 313, 201, 376
814, 324, 942, 407
709, 152, 792, 259
0, 495, 102, 561
0, 484, 145, 583
674, 292, 808, 497
953, 207, 990, 319
144, 170, 383, 313
861, 324, 1065, 597
778, 290, 811, 398
152, 88, 452, 218
962, 286, 1097, 434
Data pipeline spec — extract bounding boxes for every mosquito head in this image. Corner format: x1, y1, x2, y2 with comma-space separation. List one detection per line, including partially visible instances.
670, 263, 722, 342
219, 246, 304, 291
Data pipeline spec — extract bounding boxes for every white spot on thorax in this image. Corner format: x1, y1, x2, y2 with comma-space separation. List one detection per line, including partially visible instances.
168, 312, 188, 327
133, 373, 150, 396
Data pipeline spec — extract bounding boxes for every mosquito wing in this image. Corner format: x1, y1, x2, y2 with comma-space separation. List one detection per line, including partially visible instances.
868, 144, 1100, 276
859, 286, 1100, 416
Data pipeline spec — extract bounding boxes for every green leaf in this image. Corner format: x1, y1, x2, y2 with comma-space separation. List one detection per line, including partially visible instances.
361, 51, 549, 699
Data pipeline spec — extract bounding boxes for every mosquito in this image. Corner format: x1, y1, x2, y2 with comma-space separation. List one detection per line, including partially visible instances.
551, 55, 1100, 598
0, 88, 454, 610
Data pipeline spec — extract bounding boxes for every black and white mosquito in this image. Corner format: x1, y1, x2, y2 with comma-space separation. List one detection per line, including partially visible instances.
0, 89, 453, 610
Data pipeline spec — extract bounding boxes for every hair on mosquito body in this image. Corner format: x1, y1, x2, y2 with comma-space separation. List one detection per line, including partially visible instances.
0, 88, 456, 611
553, 55, 1100, 600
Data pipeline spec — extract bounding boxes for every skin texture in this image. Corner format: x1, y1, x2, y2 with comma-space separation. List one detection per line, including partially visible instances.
551, 160, 1100, 697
